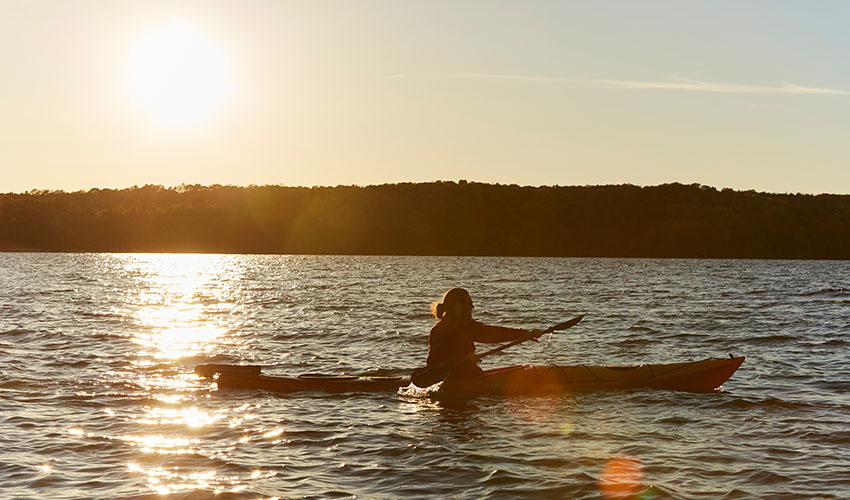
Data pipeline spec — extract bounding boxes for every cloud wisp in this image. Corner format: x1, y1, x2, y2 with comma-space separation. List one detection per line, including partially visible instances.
394, 73, 850, 96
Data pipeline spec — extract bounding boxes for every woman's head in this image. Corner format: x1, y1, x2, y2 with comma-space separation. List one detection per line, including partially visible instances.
431, 287, 474, 320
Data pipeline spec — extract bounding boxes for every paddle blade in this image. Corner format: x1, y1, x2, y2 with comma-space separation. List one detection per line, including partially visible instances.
410, 363, 452, 388
546, 314, 585, 333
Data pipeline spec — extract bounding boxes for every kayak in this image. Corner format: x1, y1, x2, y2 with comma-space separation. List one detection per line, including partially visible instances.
200, 356, 744, 395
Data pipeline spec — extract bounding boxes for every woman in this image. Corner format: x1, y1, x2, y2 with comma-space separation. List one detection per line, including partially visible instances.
426, 287, 543, 379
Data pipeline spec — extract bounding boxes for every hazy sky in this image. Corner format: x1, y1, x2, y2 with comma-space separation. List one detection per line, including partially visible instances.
2, 1, 849, 194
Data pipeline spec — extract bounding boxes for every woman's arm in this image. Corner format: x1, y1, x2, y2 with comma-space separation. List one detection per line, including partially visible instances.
467, 319, 530, 343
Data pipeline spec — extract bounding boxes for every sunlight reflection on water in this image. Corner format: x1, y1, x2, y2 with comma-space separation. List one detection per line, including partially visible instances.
121, 435, 198, 455
136, 406, 223, 428
123, 399, 261, 495
110, 254, 254, 496
120, 254, 243, 360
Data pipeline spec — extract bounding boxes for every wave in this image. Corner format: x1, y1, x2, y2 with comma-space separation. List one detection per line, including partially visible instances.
0, 379, 46, 390
38, 288, 78, 295
44, 359, 90, 369
618, 337, 653, 346
719, 395, 850, 414
801, 287, 848, 297
76, 310, 128, 320
740, 334, 799, 343
627, 325, 658, 333
0, 328, 34, 336
662, 332, 711, 340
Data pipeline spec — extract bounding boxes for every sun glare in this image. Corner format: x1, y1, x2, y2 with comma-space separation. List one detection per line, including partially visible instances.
129, 20, 235, 128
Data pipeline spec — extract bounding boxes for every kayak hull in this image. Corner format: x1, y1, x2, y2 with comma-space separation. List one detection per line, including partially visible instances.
440, 356, 745, 394
210, 356, 744, 395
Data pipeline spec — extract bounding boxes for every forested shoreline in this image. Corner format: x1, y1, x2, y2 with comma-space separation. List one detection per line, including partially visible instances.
1, 182, 848, 259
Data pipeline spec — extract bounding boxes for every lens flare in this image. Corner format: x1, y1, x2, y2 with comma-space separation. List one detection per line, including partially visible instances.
600, 455, 644, 499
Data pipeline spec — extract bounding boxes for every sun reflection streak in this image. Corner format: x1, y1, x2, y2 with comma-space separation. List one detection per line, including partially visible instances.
127, 461, 280, 496
116, 254, 246, 361
121, 435, 198, 455
126, 372, 211, 400
133, 311, 226, 360
108, 256, 284, 497
128, 463, 218, 495
82, 256, 288, 498
262, 427, 284, 439
137, 405, 224, 428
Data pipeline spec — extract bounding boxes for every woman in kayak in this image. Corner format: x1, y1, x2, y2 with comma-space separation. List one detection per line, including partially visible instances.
427, 287, 543, 379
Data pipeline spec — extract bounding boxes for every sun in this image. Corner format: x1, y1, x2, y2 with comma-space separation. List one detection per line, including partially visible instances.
129, 20, 235, 129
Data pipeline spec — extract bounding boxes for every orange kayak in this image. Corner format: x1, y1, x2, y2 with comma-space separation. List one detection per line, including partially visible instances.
201, 356, 744, 395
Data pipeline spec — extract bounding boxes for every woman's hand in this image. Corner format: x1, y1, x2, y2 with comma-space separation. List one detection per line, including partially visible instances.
462, 352, 481, 365
525, 329, 544, 342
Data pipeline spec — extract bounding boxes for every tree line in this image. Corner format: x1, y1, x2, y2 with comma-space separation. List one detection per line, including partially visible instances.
1, 182, 848, 259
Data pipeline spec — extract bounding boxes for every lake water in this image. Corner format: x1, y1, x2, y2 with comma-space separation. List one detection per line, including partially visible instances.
1, 254, 848, 499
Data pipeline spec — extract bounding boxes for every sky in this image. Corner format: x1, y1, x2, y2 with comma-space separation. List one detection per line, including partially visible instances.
1, 0, 849, 194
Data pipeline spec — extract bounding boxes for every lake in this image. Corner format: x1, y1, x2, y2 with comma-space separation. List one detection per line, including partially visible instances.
1, 254, 848, 499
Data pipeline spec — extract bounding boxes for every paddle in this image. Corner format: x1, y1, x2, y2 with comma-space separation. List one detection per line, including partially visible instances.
410, 314, 586, 388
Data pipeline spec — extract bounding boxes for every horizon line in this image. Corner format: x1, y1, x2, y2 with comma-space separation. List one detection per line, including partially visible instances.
4, 180, 846, 197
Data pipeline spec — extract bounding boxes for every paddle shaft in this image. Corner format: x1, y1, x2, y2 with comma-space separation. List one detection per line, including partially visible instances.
475, 314, 585, 361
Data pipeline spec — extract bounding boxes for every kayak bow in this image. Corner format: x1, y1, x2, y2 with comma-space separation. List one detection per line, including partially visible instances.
201, 356, 744, 395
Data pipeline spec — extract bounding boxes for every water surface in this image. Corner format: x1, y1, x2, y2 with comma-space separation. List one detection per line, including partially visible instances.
1, 254, 848, 499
